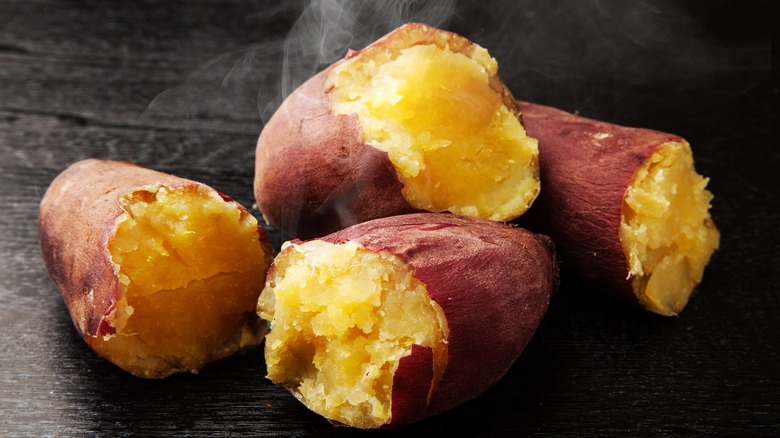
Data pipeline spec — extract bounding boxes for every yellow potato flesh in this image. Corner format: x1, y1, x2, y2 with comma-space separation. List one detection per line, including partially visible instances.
328, 42, 539, 220
621, 142, 720, 315
93, 186, 268, 377
258, 240, 448, 429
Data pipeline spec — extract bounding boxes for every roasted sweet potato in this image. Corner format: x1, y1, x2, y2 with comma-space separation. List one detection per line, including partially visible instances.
257, 213, 555, 428
255, 23, 540, 238
39, 159, 275, 378
517, 101, 720, 316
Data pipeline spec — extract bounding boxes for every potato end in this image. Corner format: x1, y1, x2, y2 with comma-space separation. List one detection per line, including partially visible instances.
93, 185, 272, 378
327, 25, 539, 222
258, 240, 448, 428
620, 142, 720, 316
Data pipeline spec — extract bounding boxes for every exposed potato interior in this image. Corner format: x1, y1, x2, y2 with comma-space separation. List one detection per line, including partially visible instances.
92, 186, 270, 377
327, 32, 539, 221
258, 240, 448, 429
620, 142, 720, 315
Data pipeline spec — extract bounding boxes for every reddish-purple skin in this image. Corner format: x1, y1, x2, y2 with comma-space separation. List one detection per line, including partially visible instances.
254, 23, 522, 240
39, 159, 273, 343
254, 65, 418, 240
390, 345, 434, 426
316, 213, 556, 427
517, 101, 683, 307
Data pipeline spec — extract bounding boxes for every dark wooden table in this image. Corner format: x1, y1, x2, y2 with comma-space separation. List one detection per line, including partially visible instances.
1, 0, 775, 435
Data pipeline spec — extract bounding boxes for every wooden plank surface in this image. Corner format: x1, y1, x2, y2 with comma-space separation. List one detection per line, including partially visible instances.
1, 0, 776, 435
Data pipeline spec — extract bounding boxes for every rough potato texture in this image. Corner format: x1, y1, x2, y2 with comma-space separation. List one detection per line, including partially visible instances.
259, 213, 555, 428
255, 23, 538, 239
39, 159, 274, 377
517, 101, 719, 315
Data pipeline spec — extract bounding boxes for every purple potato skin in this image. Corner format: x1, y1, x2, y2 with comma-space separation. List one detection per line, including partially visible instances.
39, 159, 274, 376
253, 23, 524, 239
318, 213, 556, 427
39, 159, 198, 340
517, 101, 683, 307
253, 67, 417, 239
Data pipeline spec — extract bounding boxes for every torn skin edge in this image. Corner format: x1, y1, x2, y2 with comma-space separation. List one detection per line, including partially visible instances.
95, 302, 117, 336
283, 344, 436, 429
388, 344, 435, 428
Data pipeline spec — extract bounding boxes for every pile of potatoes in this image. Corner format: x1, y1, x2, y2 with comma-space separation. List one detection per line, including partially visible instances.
40, 23, 719, 428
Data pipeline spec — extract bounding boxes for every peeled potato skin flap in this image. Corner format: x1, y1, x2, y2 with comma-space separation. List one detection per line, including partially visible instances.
265, 213, 555, 427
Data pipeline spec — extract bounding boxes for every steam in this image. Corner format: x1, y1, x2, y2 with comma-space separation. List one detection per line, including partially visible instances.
146, 0, 767, 131
144, 0, 457, 129
445, 0, 769, 126
142, 0, 768, 237
276, 0, 456, 122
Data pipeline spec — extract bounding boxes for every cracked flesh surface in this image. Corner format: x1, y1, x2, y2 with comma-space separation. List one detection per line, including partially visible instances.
328, 38, 539, 221
621, 142, 720, 315
92, 186, 270, 377
258, 240, 448, 428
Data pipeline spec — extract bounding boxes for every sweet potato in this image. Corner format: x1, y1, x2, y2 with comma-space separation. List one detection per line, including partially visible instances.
257, 213, 555, 428
517, 101, 720, 316
255, 23, 539, 238
39, 159, 275, 378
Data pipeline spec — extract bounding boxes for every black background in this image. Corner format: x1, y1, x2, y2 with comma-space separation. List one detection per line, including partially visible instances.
0, 0, 775, 435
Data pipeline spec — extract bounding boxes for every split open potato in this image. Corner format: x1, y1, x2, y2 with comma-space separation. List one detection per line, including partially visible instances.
39, 159, 275, 377
258, 213, 555, 428
255, 23, 540, 238
517, 101, 720, 315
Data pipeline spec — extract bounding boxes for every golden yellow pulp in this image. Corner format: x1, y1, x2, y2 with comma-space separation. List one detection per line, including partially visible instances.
620, 142, 720, 315
93, 186, 270, 377
258, 240, 448, 429
327, 39, 539, 221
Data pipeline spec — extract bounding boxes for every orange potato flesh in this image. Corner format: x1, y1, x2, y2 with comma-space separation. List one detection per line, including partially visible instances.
327, 30, 539, 220
90, 186, 270, 377
258, 240, 448, 429
621, 142, 720, 315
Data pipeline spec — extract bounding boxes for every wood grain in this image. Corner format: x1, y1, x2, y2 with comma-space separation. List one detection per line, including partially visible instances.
0, 0, 776, 435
